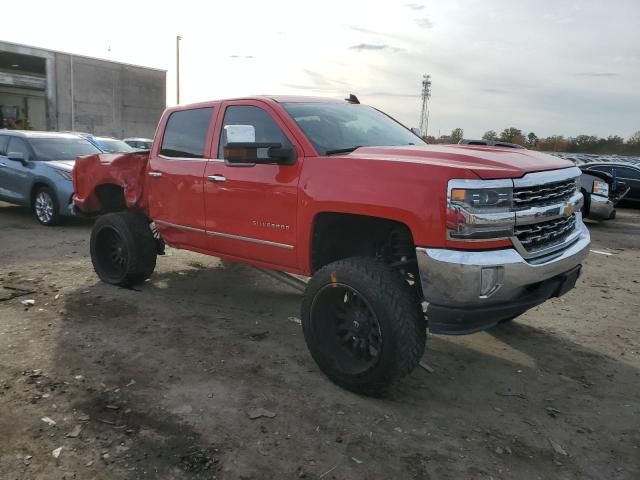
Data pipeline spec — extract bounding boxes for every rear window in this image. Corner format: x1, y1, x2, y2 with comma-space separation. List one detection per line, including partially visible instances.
96, 138, 135, 153
160, 108, 213, 158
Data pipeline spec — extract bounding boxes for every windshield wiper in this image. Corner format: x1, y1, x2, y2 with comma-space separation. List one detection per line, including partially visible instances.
325, 146, 362, 156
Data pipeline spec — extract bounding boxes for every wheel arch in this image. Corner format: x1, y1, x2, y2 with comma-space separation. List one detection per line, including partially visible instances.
94, 183, 127, 212
309, 211, 418, 274
29, 180, 56, 207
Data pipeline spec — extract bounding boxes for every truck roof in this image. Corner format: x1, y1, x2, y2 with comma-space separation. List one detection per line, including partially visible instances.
171, 95, 347, 111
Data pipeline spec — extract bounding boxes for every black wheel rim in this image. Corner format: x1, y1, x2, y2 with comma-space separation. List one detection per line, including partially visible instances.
95, 227, 128, 277
310, 284, 383, 376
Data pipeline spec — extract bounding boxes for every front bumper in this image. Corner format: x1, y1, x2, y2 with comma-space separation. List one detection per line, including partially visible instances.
416, 221, 590, 334
587, 194, 614, 221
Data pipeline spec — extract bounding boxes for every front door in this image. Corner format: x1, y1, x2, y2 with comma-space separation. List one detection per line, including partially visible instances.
203, 102, 301, 270
0, 137, 34, 205
147, 106, 216, 251
616, 166, 640, 202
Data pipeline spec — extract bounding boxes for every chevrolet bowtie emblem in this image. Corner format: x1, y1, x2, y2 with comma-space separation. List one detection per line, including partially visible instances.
563, 204, 576, 216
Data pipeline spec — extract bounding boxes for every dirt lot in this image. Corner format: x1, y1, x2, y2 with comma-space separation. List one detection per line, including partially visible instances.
0, 202, 638, 480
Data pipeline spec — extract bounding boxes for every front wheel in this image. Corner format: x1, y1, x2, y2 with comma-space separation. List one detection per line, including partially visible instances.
33, 186, 61, 226
90, 211, 157, 287
302, 257, 426, 396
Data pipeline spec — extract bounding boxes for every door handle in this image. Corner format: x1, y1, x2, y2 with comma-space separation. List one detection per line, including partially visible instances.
207, 175, 226, 182
148, 171, 162, 177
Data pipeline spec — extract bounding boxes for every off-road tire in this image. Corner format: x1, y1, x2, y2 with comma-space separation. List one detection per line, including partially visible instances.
302, 257, 426, 396
33, 186, 62, 226
90, 211, 157, 287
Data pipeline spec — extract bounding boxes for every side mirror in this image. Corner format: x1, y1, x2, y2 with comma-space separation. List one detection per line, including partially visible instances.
410, 127, 422, 137
223, 124, 295, 166
7, 151, 28, 165
224, 124, 256, 143
224, 142, 295, 166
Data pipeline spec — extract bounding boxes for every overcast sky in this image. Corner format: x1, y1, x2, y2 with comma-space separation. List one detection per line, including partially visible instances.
3, 0, 639, 139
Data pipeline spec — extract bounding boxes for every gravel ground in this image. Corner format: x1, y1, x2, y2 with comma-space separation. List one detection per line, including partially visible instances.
0, 201, 639, 480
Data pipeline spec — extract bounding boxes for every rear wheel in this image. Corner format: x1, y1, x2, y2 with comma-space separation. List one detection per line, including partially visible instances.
33, 186, 61, 226
90, 211, 157, 286
302, 257, 425, 396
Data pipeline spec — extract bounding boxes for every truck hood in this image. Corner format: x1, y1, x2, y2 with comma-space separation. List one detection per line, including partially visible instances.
349, 145, 573, 179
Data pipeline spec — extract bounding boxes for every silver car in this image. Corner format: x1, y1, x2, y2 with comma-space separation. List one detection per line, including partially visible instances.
0, 131, 101, 225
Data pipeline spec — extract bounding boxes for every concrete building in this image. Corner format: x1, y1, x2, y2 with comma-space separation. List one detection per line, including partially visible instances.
0, 40, 166, 138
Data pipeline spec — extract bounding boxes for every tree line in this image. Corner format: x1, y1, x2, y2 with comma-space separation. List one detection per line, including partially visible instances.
424, 128, 640, 156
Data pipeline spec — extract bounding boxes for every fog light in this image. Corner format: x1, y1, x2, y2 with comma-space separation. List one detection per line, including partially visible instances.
480, 267, 503, 297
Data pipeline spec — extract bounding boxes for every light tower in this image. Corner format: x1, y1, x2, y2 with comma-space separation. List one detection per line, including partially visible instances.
419, 74, 432, 138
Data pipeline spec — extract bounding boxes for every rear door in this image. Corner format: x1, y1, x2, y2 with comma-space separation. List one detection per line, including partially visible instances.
0, 137, 34, 205
203, 101, 302, 269
147, 106, 216, 250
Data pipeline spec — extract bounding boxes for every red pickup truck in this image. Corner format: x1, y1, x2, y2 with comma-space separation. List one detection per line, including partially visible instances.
73, 95, 590, 396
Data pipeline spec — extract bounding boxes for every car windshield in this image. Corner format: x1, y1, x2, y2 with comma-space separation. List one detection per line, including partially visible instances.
30, 137, 102, 161
96, 138, 136, 153
282, 102, 424, 155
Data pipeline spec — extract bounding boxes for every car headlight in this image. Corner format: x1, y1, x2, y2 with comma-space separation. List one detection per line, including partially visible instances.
55, 169, 73, 181
592, 180, 609, 197
446, 179, 515, 240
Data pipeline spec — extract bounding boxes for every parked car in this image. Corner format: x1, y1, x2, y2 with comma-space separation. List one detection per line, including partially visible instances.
123, 137, 153, 150
579, 167, 629, 220
62, 132, 136, 154
0, 131, 101, 225
580, 161, 640, 206
72, 95, 589, 396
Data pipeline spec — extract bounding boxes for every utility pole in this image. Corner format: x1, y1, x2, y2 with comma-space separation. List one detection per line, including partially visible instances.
419, 74, 431, 138
176, 35, 182, 104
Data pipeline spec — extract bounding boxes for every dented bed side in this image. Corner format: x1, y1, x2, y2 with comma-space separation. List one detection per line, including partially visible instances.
72, 152, 150, 214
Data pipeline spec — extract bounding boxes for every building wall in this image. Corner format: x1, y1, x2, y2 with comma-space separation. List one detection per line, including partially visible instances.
0, 41, 166, 138
54, 53, 166, 138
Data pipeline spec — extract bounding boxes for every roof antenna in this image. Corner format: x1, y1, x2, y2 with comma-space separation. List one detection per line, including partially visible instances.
345, 94, 360, 104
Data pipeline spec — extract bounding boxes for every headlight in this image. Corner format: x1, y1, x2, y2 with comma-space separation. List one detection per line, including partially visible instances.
447, 179, 515, 240
592, 180, 609, 197
55, 169, 73, 181
450, 187, 513, 210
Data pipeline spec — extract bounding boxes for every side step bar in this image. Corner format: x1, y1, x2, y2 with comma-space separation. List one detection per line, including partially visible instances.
254, 267, 308, 293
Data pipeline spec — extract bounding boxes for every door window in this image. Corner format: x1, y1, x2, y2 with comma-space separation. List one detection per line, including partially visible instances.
160, 107, 213, 158
218, 106, 291, 160
7, 137, 32, 161
587, 165, 613, 175
615, 167, 639, 180
0, 136, 8, 156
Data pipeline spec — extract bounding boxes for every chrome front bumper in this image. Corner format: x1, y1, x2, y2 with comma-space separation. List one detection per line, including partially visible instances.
587, 194, 614, 221
416, 220, 590, 334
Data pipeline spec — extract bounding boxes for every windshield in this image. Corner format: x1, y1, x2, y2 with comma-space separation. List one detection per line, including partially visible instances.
95, 138, 136, 153
30, 137, 102, 161
282, 102, 424, 155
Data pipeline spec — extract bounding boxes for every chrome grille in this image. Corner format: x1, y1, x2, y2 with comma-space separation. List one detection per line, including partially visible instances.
515, 214, 577, 253
513, 178, 576, 209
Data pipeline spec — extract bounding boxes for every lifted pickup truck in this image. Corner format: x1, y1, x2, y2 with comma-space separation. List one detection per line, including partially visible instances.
73, 95, 590, 396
